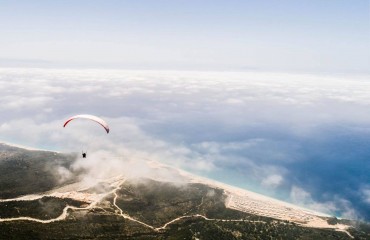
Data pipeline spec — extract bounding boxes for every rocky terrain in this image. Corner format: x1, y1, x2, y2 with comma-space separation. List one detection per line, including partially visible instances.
0, 143, 369, 240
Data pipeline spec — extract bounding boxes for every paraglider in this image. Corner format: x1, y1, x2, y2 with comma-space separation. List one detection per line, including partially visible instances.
63, 114, 109, 133
63, 114, 109, 158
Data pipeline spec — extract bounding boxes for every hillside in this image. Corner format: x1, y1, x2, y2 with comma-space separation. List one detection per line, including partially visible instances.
0, 143, 369, 240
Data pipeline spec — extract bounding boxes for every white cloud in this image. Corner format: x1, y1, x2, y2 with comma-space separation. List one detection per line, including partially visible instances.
1, 68, 369, 161
361, 186, 370, 204
290, 186, 359, 219
56, 166, 72, 183
261, 174, 283, 189
225, 98, 244, 105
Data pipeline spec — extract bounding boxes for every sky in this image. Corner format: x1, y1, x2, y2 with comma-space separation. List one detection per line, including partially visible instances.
0, 0, 369, 73
0, 0, 370, 221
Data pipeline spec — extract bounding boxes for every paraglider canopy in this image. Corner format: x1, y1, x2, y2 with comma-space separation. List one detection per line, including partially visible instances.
63, 114, 110, 133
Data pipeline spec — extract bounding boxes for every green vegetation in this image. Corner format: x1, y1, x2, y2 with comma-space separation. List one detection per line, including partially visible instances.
0, 144, 80, 198
162, 218, 353, 240
0, 197, 86, 220
0, 211, 157, 240
1, 213, 364, 240
114, 179, 207, 227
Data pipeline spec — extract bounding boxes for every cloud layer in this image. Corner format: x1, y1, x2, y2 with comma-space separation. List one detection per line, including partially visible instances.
0, 68, 369, 220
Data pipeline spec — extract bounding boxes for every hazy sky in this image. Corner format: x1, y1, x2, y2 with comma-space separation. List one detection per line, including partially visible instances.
1, 0, 369, 73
